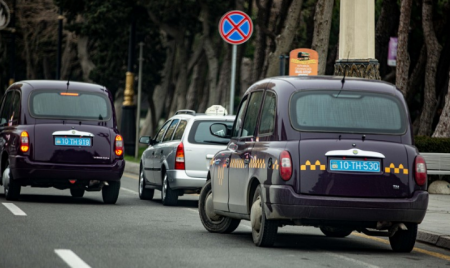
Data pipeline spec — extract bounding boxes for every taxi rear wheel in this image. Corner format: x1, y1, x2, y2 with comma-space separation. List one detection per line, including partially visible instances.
199, 180, 240, 233
161, 174, 178, 206
102, 181, 120, 204
319, 226, 353, 238
251, 185, 278, 247
70, 188, 85, 198
389, 223, 417, 252
139, 169, 154, 200
3, 160, 21, 201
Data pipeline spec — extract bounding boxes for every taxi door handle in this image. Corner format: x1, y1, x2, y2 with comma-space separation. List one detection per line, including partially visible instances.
226, 158, 230, 167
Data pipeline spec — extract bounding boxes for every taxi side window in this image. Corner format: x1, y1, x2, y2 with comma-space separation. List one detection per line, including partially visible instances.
173, 120, 187, 140
241, 91, 263, 137
155, 121, 171, 143
163, 119, 179, 142
232, 97, 249, 138
11, 92, 21, 126
259, 92, 276, 135
0, 91, 13, 126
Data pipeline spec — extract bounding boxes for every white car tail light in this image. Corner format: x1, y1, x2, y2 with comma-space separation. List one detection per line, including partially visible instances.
175, 142, 185, 170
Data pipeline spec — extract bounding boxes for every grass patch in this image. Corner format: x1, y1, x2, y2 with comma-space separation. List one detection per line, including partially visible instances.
124, 146, 147, 163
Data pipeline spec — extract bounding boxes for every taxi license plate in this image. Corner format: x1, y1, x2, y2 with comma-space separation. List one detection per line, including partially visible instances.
329, 159, 380, 173
55, 137, 91, 147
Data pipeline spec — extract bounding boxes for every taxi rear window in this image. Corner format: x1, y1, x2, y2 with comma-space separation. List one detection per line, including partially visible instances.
29, 91, 111, 121
289, 90, 407, 135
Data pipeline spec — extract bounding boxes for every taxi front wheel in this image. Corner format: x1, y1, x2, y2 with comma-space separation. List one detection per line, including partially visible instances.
199, 180, 240, 233
3, 160, 21, 201
251, 185, 278, 247
389, 223, 417, 252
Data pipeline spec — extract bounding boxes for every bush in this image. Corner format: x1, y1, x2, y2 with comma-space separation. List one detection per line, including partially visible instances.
414, 136, 450, 153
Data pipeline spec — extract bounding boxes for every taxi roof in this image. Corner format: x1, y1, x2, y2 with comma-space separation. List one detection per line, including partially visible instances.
10, 80, 107, 93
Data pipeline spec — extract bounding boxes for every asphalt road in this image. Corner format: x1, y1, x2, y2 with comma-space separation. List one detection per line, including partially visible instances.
1, 173, 450, 268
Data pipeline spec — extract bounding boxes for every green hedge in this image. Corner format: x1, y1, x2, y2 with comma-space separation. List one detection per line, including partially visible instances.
415, 136, 450, 153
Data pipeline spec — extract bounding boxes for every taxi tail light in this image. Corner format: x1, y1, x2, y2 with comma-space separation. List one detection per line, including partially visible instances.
414, 155, 427, 186
175, 142, 185, 170
115, 135, 123, 156
20, 131, 29, 152
280, 150, 292, 181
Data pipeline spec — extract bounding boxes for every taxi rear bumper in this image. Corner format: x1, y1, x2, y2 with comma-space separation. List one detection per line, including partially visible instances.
262, 185, 428, 224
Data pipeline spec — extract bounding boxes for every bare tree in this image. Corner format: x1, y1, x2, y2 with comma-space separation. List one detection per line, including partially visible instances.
433, 70, 450, 137
311, 0, 334, 75
417, 0, 441, 136
395, 0, 412, 96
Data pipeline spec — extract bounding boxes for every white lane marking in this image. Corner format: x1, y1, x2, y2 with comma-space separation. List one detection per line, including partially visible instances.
55, 249, 91, 268
326, 253, 380, 268
121, 187, 138, 194
186, 208, 198, 213
241, 224, 251, 229
2, 203, 26, 216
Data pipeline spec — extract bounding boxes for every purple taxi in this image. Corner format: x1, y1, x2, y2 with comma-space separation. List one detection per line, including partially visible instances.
199, 76, 428, 252
0, 80, 124, 204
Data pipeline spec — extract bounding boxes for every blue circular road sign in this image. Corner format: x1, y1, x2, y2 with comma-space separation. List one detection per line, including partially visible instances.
219, 10, 253, 45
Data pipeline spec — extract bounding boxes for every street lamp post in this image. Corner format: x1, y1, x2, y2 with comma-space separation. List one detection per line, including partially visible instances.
121, 20, 137, 156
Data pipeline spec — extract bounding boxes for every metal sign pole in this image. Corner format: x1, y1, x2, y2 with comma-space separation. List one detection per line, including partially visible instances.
229, 45, 237, 115
135, 42, 144, 159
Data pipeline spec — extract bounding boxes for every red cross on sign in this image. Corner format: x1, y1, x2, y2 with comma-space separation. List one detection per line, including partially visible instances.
219, 10, 253, 45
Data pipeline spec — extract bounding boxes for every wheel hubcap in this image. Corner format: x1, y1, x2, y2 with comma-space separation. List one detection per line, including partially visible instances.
162, 176, 167, 201
139, 172, 144, 196
250, 196, 262, 232
205, 191, 221, 221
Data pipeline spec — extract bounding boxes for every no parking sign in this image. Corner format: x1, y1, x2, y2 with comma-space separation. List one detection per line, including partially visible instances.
219, 11, 253, 45
219, 10, 253, 115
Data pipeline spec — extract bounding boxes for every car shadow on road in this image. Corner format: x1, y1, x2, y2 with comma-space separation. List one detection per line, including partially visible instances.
145, 198, 198, 208
0, 193, 104, 205
226, 231, 390, 253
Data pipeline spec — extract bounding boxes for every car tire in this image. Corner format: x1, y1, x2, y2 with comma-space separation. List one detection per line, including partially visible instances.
319, 226, 353, 238
198, 180, 240, 233
3, 160, 21, 201
251, 185, 278, 247
161, 174, 178, 206
102, 181, 120, 204
70, 188, 85, 198
389, 223, 417, 252
139, 169, 154, 200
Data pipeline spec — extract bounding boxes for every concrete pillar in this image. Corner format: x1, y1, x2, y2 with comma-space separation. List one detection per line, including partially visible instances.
334, 0, 380, 79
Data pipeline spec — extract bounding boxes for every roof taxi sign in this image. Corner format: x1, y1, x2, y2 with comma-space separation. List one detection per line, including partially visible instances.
289, 48, 319, 76
219, 10, 253, 45
0, 0, 10, 30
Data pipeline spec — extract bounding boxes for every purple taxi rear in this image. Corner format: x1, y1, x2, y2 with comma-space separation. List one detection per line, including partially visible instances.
199, 76, 428, 252
0, 80, 124, 204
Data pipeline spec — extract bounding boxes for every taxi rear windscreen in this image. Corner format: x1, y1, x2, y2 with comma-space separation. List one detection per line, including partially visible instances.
30, 91, 111, 121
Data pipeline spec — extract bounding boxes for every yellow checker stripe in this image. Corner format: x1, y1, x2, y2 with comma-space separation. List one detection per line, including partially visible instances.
385, 163, 409, 174
301, 160, 326, 171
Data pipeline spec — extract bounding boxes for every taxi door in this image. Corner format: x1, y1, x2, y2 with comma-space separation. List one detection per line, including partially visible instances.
228, 91, 264, 214
213, 97, 248, 212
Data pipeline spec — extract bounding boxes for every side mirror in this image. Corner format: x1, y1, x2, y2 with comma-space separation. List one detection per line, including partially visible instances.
139, 136, 150, 145
210, 123, 231, 138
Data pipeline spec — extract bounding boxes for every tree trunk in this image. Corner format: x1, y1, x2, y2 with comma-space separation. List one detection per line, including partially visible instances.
252, 0, 273, 81
417, 0, 441, 136
266, 0, 303, 77
217, 45, 231, 109
375, 0, 399, 79
432, 70, 450, 137
186, 53, 207, 111
311, 0, 334, 75
395, 0, 413, 96
76, 35, 95, 82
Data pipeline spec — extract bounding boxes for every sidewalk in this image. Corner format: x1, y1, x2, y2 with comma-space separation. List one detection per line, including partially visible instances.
123, 161, 450, 250
417, 194, 450, 249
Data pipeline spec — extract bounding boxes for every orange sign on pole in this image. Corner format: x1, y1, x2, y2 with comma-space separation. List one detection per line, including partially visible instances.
289, 48, 319, 76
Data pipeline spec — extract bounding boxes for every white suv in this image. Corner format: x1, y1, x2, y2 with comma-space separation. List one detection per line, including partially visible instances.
138, 107, 235, 206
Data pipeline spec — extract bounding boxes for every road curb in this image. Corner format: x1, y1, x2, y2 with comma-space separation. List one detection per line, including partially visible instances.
417, 230, 450, 250
125, 161, 139, 175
